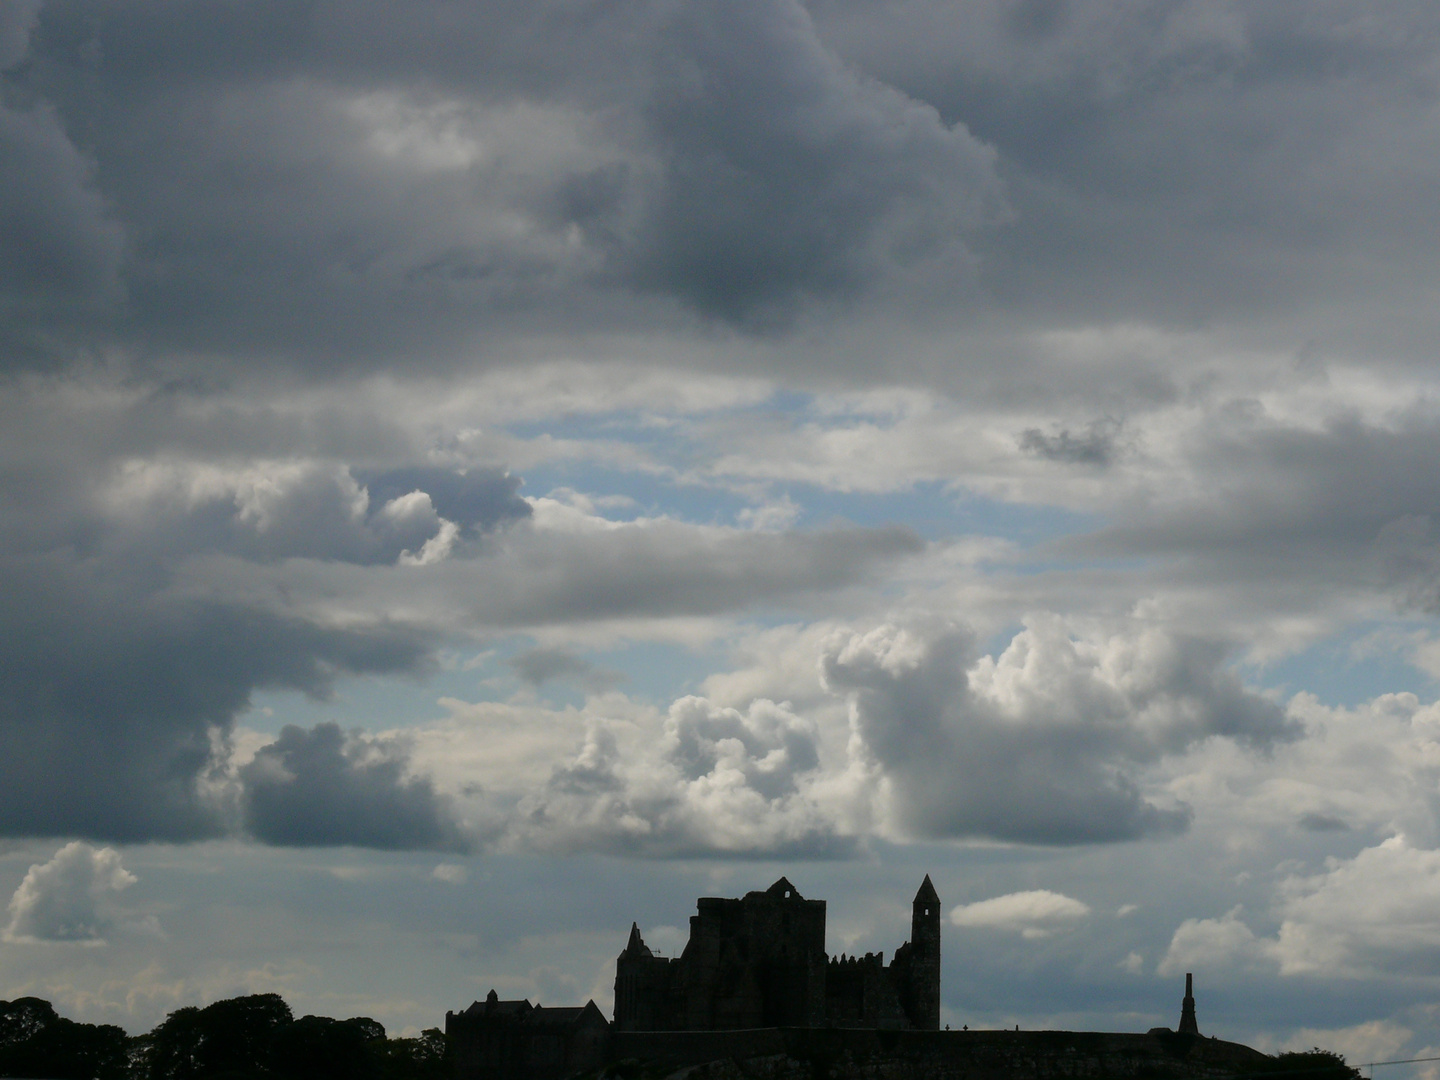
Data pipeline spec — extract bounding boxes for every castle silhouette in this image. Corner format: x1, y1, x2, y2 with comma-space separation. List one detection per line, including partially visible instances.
447, 876, 1246, 1080
615, 875, 939, 1031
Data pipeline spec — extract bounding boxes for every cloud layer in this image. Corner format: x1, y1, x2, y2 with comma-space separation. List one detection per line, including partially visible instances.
5, 0, 1440, 1059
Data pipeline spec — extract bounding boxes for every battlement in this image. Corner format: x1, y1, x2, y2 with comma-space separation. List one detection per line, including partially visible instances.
830, 951, 885, 967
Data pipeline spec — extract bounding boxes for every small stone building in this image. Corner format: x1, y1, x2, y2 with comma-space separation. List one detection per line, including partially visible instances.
444, 991, 610, 1080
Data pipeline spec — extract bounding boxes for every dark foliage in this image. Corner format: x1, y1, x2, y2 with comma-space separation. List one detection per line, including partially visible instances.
0, 997, 130, 1079
142, 993, 294, 1079
1257, 1049, 1363, 1080
0, 993, 450, 1080
371, 1028, 449, 1080
269, 1014, 383, 1080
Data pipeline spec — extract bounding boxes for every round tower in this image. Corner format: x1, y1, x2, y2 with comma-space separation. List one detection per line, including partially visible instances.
910, 874, 941, 1030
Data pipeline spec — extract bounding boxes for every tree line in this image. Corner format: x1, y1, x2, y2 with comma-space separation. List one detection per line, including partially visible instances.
0, 993, 448, 1080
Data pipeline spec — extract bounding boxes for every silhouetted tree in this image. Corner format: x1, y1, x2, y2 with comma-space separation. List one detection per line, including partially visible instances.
372, 1028, 449, 1080
1262, 1049, 1363, 1080
1, 992, 449, 1080
0, 997, 129, 1079
0, 996, 57, 1045
142, 993, 293, 1080
269, 1014, 384, 1080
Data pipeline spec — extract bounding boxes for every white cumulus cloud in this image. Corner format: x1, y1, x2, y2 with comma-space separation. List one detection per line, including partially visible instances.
820, 615, 1291, 845
1158, 906, 1267, 977
4, 841, 137, 944
949, 889, 1091, 938
491, 693, 850, 858
1272, 836, 1440, 978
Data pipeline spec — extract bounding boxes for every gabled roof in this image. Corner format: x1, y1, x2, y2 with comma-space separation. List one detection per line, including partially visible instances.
914, 874, 940, 905
526, 1000, 609, 1028
464, 992, 532, 1017
766, 876, 803, 900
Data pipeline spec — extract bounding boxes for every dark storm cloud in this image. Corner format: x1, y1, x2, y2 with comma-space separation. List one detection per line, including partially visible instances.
240, 722, 461, 850
0, 1, 41, 68
620, 0, 1004, 322
820, 618, 1293, 844
1298, 812, 1348, 833
0, 0, 1434, 374
352, 466, 530, 536
0, 388, 452, 844
0, 103, 120, 299
73, 461, 528, 567
203, 463, 529, 565
0, 556, 432, 842
0, 0, 1005, 369
1074, 412, 1440, 601
807, 0, 1440, 337
1, 0, 1433, 380
1375, 517, 1440, 616
0, 0, 123, 361
1019, 421, 1118, 465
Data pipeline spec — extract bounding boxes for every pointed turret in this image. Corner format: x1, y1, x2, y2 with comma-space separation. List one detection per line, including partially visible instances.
615, 922, 665, 1030
1178, 972, 1199, 1034
621, 922, 653, 959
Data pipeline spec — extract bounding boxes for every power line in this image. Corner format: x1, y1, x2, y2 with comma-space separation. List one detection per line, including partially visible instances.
1360, 1059, 1440, 1068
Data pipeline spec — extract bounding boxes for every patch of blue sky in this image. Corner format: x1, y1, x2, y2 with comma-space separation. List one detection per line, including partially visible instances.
506, 394, 1101, 549
574, 636, 732, 706
447, 632, 730, 712
243, 667, 476, 737
980, 623, 1029, 660
505, 408, 712, 457
785, 480, 1098, 545
1240, 620, 1439, 709
504, 387, 810, 444
515, 462, 753, 525
514, 458, 1097, 550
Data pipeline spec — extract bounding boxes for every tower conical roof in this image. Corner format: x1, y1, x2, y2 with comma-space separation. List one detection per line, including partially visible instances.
914, 874, 940, 905
622, 922, 652, 958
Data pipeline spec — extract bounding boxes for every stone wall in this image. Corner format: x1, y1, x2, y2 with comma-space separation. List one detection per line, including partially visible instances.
607, 1027, 1273, 1080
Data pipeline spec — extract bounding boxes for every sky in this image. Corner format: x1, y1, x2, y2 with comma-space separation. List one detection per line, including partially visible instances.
3, 0, 1440, 1068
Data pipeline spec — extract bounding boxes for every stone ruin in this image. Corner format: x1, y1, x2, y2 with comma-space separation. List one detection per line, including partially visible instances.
614, 875, 940, 1032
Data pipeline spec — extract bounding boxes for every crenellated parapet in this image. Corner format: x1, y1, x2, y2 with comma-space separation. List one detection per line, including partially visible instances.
829, 951, 886, 968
